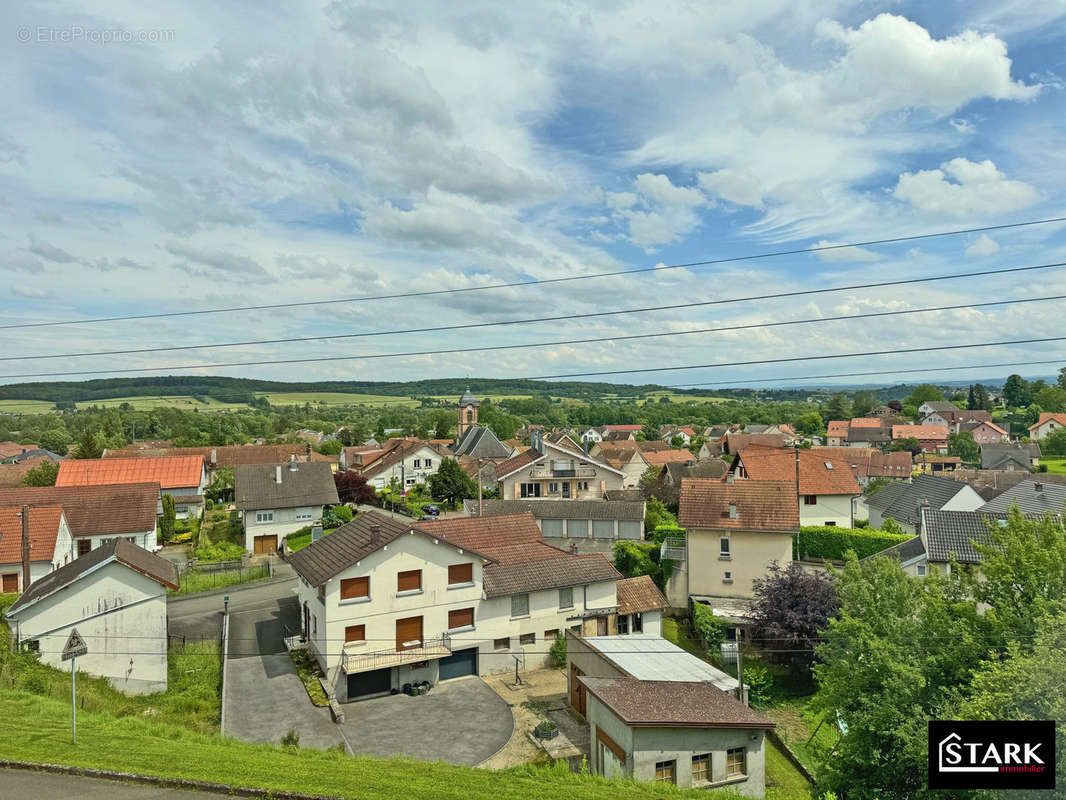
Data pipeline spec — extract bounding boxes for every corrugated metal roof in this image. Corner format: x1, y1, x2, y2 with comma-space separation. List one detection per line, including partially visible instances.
582, 634, 738, 691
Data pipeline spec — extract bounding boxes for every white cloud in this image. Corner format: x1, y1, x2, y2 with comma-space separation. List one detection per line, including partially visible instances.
811, 241, 883, 262
965, 233, 1000, 257
607, 173, 708, 249
698, 169, 764, 208
950, 118, 976, 135
27, 235, 76, 263
893, 158, 1042, 217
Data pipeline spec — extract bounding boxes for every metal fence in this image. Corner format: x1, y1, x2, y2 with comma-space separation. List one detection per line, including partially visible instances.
176, 563, 270, 593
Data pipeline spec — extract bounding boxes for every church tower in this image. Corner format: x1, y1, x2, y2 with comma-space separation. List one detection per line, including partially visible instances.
457, 388, 480, 437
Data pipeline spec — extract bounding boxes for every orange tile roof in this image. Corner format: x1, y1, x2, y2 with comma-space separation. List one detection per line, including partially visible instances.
849, 417, 882, 428
104, 443, 309, 468
0, 505, 63, 563
642, 449, 696, 466
56, 456, 204, 490
826, 421, 849, 437
737, 446, 861, 495
1030, 412, 1066, 432
892, 424, 949, 440
678, 479, 799, 530
809, 447, 912, 478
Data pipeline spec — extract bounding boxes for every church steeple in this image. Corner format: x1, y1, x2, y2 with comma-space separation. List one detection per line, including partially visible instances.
458, 388, 480, 437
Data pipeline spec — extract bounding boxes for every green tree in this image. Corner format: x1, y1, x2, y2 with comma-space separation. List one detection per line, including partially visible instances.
644, 496, 677, 534
37, 428, 71, 455
822, 393, 851, 424
20, 460, 59, 487
205, 467, 234, 502
890, 436, 920, 453
947, 431, 979, 464
851, 390, 877, 417
426, 458, 478, 508
1059, 366, 1066, 390
72, 428, 104, 459
1034, 385, 1066, 413
1042, 426, 1066, 456
1003, 373, 1031, 407
669, 434, 685, 449
793, 410, 824, 437
160, 493, 176, 543
314, 439, 343, 455
905, 384, 944, 409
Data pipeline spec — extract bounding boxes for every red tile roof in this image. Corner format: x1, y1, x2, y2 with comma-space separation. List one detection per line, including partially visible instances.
736, 446, 862, 496
826, 421, 849, 437
1030, 412, 1066, 432
56, 456, 204, 490
809, 447, 912, 479
602, 425, 644, 432
0, 483, 159, 537
678, 478, 799, 530
642, 449, 696, 466
104, 443, 309, 468
892, 424, 949, 440
0, 442, 38, 460
0, 505, 63, 563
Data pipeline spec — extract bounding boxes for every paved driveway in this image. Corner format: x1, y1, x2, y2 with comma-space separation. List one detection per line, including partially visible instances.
0, 769, 237, 799
339, 676, 513, 765
223, 591, 344, 751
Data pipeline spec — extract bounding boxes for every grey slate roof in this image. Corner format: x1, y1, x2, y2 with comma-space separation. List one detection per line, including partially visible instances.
922, 401, 959, 413
458, 388, 480, 407
865, 480, 910, 511
464, 498, 645, 521
879, 474, 970, 525
980, 443, 1040, 470
6, 539, 178, 616
287, 511, 417, 586
604, 489, 645, 502
979, 479, 1066, 516
234, 462, 339, 511
865, 535, 926, 563
919, 510, 1040, 564
663, 460, 728, 484
450, 425, 512, 459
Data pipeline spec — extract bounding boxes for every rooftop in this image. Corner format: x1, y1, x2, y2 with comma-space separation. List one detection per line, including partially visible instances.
0, 483, 159, 538
465, 499, 645, 521
979, 479, 1066, 516
234, 461, 339, 510
579, 677, 774, 729
56, 455, 204, 490
735, 446, 862, 496
615, 575, 668, 615
579, 634, 738, 691
0, 505, 63, 564
678, 478, 799, 531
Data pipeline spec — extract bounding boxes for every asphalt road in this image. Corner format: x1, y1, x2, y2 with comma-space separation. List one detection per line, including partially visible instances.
167, 572, 298, 642
0, 769, 241, 799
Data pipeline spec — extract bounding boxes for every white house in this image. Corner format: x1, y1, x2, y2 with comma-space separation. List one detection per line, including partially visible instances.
581, 428, 604, 444
0, 483, 160, 557
5, 539, 178, 694
235, 461, 340, 554
590, 443, 649, 489
496, 433, 627, 501
288, 510, 624, 703
1029, 413, 1066, 441
357, 441, 448, 491
0, 506, 74, 593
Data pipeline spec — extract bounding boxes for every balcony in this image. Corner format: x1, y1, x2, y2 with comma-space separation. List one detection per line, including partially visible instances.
660, 537, 686, 561
529, 465, 597, 479
342, 633, 452, 675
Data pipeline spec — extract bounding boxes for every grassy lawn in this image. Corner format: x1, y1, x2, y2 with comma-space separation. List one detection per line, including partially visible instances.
1042, 457, 1066, 475
284, 525, 340, 552
259, 391, 420, 408
765, 701, 838, 782
76, 395, 249, 411
169, 564, 271, 596
0, 399, 57, 414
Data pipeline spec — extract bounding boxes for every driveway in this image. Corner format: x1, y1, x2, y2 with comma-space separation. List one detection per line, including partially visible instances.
222, 589, 344, 751
339, 676, 513, 766
0, 769, 237, 800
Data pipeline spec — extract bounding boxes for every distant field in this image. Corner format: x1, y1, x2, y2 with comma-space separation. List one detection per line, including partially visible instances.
641, 391, 729, 404
260, 392, 420, 408
0, 399, 56, 414
428, 394, 535, 402
1043, 457, 1066, 475
78, 395, 248, 411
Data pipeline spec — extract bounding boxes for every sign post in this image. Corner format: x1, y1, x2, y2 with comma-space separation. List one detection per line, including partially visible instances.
61, 628, 88, 743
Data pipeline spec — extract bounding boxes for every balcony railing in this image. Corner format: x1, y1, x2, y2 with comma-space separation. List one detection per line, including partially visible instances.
342, 633, 452, 675
529, 466, 597, 479
660, 537, 686, 561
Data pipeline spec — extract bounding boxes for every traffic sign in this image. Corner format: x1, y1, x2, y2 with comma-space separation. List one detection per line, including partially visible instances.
61, 628, 88, 661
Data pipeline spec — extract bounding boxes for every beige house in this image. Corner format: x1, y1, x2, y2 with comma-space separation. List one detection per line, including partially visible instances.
590, 443, 649, 488
496, 433, 626, 500
1028, 412, 1066, 441
673, 479, 799, 606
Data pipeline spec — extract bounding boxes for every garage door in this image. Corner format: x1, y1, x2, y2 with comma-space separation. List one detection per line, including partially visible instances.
253, 535, 277, 554
347, 667, 391, 700
438, 647, 478, 680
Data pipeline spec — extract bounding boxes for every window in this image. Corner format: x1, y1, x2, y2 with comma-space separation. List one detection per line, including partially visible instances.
803, 495, 817, 505
520, 632, 535, 646
719, 535, 731, 558
511, 593, 530, 617
397, 569, 422, 593
424, 458, 432, 468
448, 563, 473, 586
654, 760, 676, 784
448, 607, 475, 630
494, 637, 510, 651
544, 629, 559, 640
726, 747, 746, 777
917, 564, 927, 577
344, 624, 365, 644
294, 506, 313, 521
824, 521, 836, 527
723, 571, 733, 583
618, 615, 629, 635
176, 505, 188, 514
340, 576, 370, 601
405, 476, 416, 486
520, 482, 541, 498
632, 612, 643, 633
578, 481, 589, 491
23, 640, 39, 653
312, 614, 317, 636
569, 624, 581, 634
413, 459, 421, 468
255, 510, 274, 523
558, 587, 573, 609
548, 481, 559, 494
691, 753, 710, 783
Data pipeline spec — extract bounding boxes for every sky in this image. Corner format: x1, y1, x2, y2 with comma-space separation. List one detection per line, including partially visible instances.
2, 1, 1066, 390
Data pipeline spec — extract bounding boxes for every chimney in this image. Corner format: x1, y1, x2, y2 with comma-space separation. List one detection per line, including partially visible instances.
369, 524, 381, 546
289, 454, 298, 471
725, 474, 735, 484
20, 506, 30, 592
311, 524, 323, 542
583, 438, 589, 456
728, 503, 738, 520
275, 465, 283, 484
210, 447, 217, 464
916, 499, 929, 534
1035, 482, 1044, 493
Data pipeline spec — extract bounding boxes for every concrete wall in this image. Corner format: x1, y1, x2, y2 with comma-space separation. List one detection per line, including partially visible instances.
10, 561, 168, 694
799, 493, 853, 528
687, 527, 793, 600
244, 505, 325, 549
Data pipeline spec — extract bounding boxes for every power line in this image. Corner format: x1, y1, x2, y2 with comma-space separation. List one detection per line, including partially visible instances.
669, 358, 1066, 388
5, 290, 1064, 366
518, 336, 1066, 381
3, 216, 1065, 331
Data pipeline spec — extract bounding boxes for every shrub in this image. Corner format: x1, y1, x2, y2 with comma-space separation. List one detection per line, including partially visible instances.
691, 602, 730, 652
280, 729, 300, 748
793, 526, 911, 561
743, 663, 774, 707
193, 541, 245, 563
549, 635, 567, 668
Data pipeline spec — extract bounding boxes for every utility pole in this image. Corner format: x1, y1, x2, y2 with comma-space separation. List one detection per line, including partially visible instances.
20, 505, 30, 592
794, 446, 801, 560
735, 625, 745, 705
477, 458, 484, 516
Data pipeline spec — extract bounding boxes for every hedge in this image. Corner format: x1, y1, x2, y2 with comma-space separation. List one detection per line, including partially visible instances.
793, 525, 911, 561
691, 602, 731, 652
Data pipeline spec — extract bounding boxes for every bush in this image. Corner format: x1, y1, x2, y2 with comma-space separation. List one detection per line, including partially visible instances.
205, 499, 214, 511
331, 505, 354, 524
549, 636, 567, 668
193, 541, 245, 563
650, 524, 685, 545
612, 540, 672, 590
793, 526, 911, 561
280, 729, 300, 748
691, 602, 730, 652
743, 663, 774, 707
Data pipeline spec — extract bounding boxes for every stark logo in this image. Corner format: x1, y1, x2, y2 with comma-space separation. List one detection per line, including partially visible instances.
929, 721, 1056, 790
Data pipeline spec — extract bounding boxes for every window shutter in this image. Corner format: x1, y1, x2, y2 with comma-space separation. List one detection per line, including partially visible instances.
448, 563, 473, 585
340, 576, 369, 600
397, 569, 422, 592
448, 608, 474, 629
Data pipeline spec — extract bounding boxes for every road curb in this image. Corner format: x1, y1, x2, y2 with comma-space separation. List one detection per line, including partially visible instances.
0, 759, 345, 799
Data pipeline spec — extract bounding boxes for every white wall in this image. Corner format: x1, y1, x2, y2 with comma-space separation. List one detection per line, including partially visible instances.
940, 485, 985, 512
80, 528, 157, 555
799, 494, 854, 528
10, 561, 169, 694
366, 445, 442, 490
244, 505, 323, 549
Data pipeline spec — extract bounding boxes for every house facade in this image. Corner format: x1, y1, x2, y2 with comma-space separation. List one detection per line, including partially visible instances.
497, 435, 626, 500
465, 499, 646, 551
0, 506, 74, 593
1029, 412, 1066, 441
5, 540, 178, 694
359, 441, 448, 491
235, 461, 340, 553
289, 511, 622, 703
590, 443, 649, 488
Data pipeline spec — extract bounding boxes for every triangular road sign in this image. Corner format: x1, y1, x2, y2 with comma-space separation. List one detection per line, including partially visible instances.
61, 628, 88, 661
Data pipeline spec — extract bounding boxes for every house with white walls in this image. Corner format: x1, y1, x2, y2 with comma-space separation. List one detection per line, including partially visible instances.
496, 432, 626, 500
235, 461, 339, 554
0, 506, 74, 593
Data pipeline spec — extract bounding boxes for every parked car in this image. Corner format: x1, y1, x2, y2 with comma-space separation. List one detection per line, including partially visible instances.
420, 504, 440, 516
